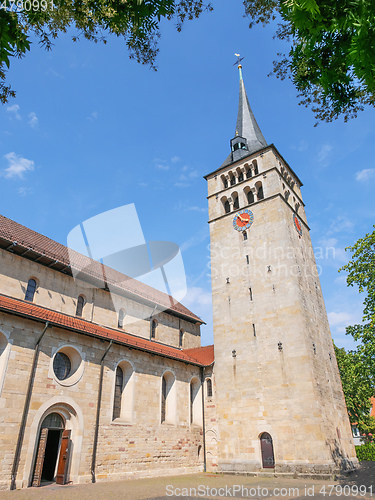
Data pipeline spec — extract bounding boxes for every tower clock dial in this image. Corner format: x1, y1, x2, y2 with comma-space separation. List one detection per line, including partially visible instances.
233, 209, 254, 232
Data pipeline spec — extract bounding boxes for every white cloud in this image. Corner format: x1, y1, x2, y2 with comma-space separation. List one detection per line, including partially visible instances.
2, 152, 35, 179
181, 229, 209, 252
171, 156, 181, 163
355, 168, 375, 182
318, 144, 333, 165
156, 163, 169, 171
28, 112, 38, 128
174, 182, 189, 188
18, 187, 33, 196
327, 215, 354, 235
183, 286, 212, 307
87, 111, 98, 120
328, 311, 356, 327
186, 206, 206, 213
7, 104, 21, 120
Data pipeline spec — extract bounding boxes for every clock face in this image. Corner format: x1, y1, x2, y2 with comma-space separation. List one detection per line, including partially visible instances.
233, 209, 254, 232
294, 214, 302, 236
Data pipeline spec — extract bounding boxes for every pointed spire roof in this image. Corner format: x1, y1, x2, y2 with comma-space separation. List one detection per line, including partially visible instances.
235, 65, 267, 154
219, 63, 267, 168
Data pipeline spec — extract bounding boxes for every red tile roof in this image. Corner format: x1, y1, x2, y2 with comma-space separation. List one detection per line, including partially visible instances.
183, 345, 214, 366
0, 214, 203, 324
0, 293, 213, 366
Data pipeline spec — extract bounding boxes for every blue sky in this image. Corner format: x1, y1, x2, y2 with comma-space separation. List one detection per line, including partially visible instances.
1, 1, 374, 350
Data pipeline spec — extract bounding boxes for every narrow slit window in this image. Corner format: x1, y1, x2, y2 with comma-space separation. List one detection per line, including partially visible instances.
243, 231, 247, 241
206, 378, 213, 398
249, 288, 253, 301
246, 255, 249, 265
76, 295, 85, 317
253, 323, 256, 337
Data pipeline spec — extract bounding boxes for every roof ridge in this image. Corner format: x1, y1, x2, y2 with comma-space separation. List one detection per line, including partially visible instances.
0, 214, 203, 324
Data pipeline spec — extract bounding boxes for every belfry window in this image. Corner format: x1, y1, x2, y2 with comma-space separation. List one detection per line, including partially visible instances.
232, 192, 239, 210
179, 329, 184, 348
257, 184, 264, 200
76, 295, 85, 317
238, 171, 244, 182
25, 279, 36, 302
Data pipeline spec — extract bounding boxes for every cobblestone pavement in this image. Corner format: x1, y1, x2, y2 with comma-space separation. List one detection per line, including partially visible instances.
0, 463, 373, 500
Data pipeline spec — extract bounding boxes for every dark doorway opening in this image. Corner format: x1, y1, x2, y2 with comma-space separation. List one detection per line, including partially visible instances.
41, 429, 61, 481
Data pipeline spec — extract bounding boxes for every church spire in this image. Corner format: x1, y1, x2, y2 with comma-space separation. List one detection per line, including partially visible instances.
234, 63, 267, 154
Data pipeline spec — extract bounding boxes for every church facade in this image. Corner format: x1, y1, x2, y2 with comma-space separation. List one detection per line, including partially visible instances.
0, 66, 356, 490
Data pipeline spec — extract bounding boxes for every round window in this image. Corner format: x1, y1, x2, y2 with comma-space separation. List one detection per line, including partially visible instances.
53, 352, 71, 380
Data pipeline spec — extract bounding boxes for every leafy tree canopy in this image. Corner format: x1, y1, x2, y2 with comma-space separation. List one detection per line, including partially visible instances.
334, 343, 375, 441
336, 226, 375, 441
244, 0, 375, 123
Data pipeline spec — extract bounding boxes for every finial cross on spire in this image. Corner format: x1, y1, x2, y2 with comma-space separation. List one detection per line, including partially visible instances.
233, 53, 244, 68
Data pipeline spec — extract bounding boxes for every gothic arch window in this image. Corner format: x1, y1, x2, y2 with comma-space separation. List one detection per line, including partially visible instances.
161, 371, 176, 424
253, 160, 259, 175
25, 278, 37, 302
118, 309, 125, 329
179, 329, 184, 348
112, 360, 134, 422
295, 203, 300, 213
75, 295, 85, 317
190, 377, 202, 426
206, 378, 213, 398
232, 191, 239, 210
244, 186, 254, 205
221, 175, 228, 189
221, 196, 230, 214
255, 181, 264, 200
284, 190, 290, 202
151, 318, 158, 339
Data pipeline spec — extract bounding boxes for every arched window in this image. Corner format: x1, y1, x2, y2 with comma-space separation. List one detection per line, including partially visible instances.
229, 172, 236, 186
190, 377, 202, 426
245, 164, 252, 179
232, 192, 239, 210
206, 378, 213, 398
113, 365, 123, 420
112, 361, 134, 422
76, 295, 85, 317
237, 168, 244, 182
151, 319, 157, 339
221, 175, 228, 189
161, 371, 176, 424
0, 331, 10, 396
222, 197, 230, 214
284, 190, 290, 201
255, 181, 264, 200
179, 329, 184, 348
253, 160, 259, 175
118, 309, 125, 329
243, 231, 248, 241
25, 279, 36, 302
244, 186, 254, 205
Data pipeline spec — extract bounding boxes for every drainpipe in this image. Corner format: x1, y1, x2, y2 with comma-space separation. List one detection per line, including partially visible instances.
200, 366, 207, 473
91, 340, 112, 483
11, 321, 50, 490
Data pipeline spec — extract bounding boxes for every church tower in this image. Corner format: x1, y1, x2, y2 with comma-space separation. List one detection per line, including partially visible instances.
204, 63, 357, 475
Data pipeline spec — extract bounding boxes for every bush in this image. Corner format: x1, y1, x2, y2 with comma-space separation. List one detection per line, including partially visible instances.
356, 443, 375, 461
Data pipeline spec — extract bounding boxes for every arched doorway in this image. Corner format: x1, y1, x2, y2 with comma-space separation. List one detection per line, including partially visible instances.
260, 432, 275, 468
32, 412, 71, 486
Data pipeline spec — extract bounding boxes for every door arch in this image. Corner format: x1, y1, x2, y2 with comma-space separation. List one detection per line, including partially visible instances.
25, 397, 84, 488
260, 432, 275, 468
32, 412, 71, 486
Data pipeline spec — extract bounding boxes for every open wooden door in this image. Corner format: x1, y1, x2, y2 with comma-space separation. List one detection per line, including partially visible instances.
56, 429, 71, 485
32, 428, 49, 487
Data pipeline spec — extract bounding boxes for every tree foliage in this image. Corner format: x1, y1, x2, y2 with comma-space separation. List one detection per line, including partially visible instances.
0, 0, 212, 102
335, 226, 375, 441
243, 0, 375, 123
334, 343, 375, 441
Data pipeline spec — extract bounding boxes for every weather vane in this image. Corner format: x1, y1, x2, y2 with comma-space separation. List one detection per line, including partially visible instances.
233, 53, 244, 67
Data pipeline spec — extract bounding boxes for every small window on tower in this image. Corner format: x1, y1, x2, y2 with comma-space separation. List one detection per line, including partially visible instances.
243, 231, 248, 241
